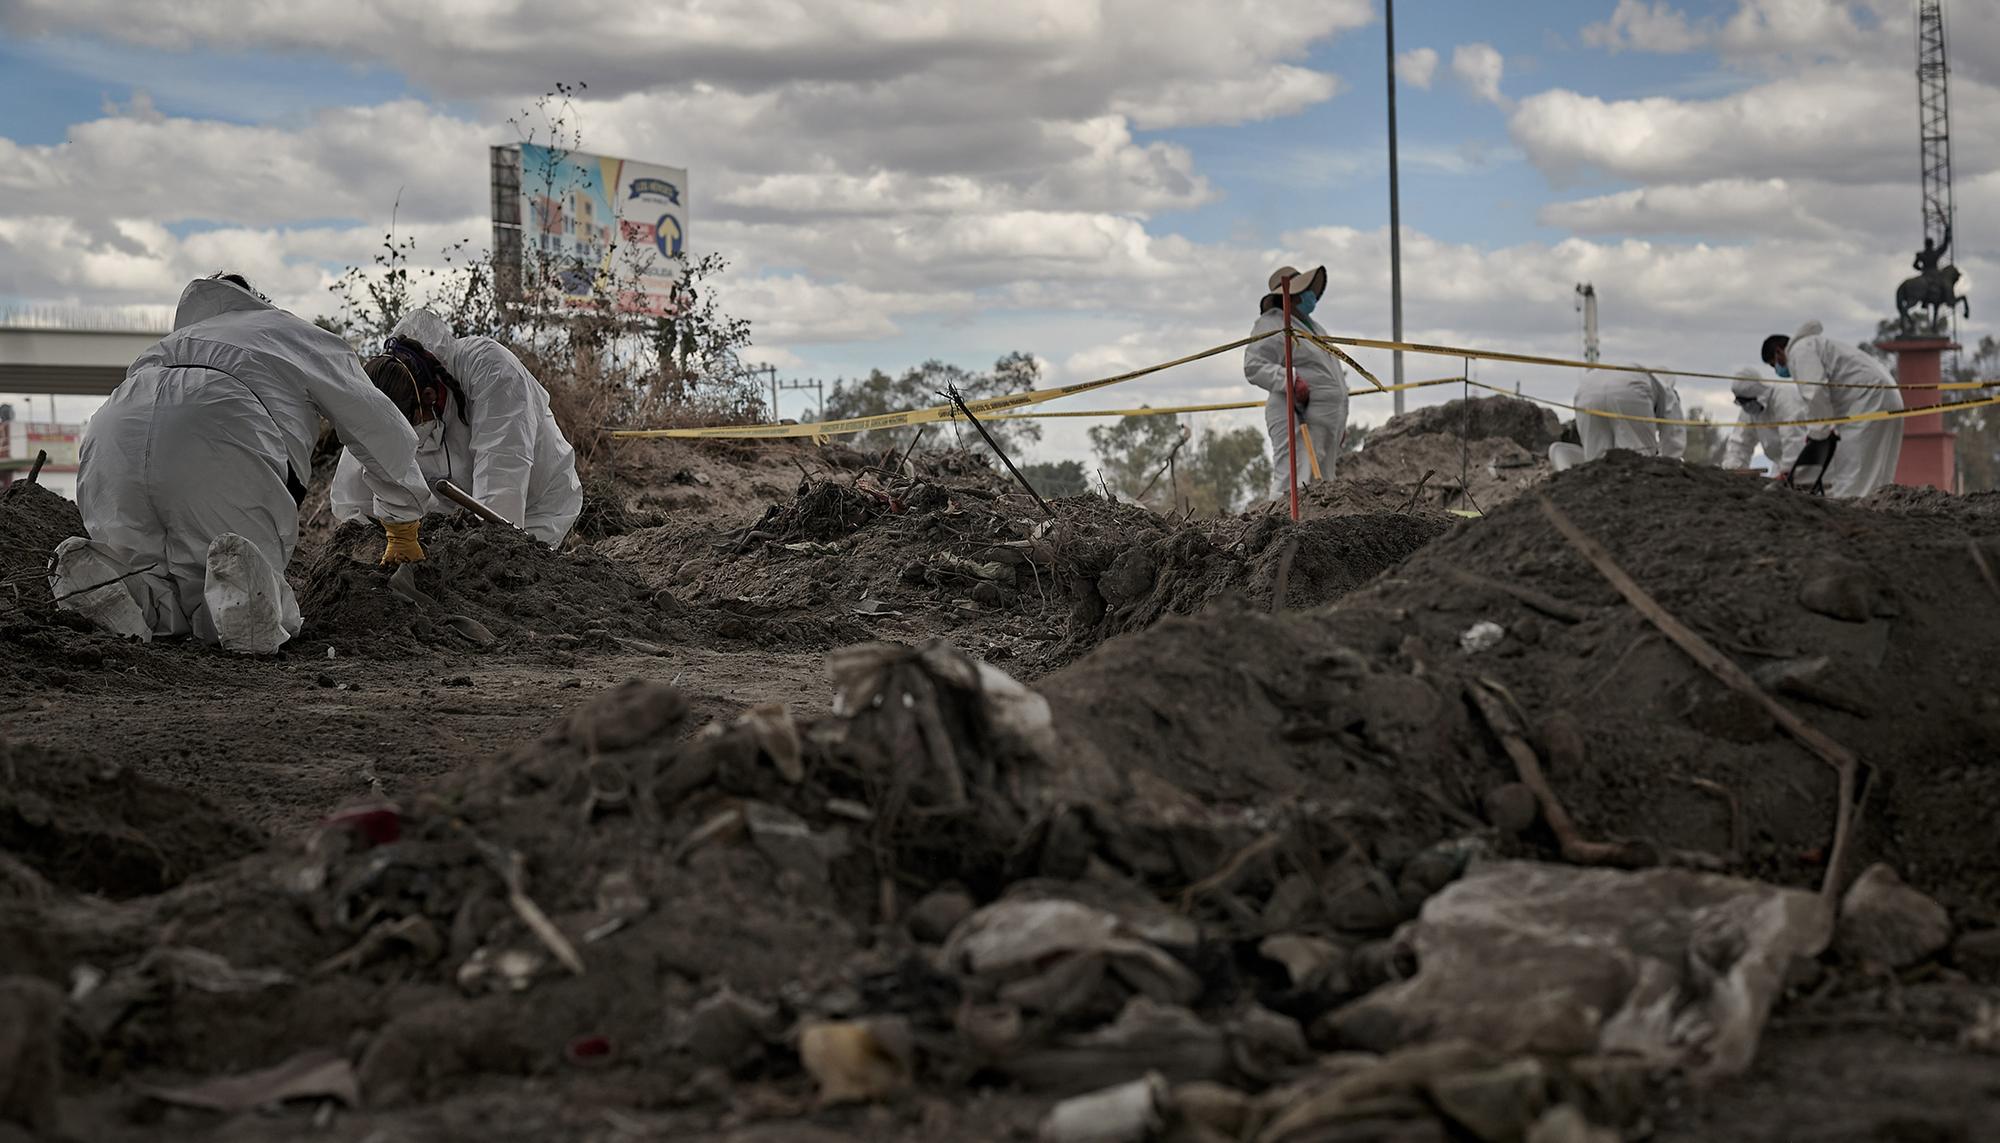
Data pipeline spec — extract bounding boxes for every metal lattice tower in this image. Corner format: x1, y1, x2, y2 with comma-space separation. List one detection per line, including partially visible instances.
1917, 1, 1953, 257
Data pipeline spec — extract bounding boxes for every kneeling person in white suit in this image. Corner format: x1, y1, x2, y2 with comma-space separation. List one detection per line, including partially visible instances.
1573, 370, 1686, 462
51, 274, 431, 654
330, 309, 582, 546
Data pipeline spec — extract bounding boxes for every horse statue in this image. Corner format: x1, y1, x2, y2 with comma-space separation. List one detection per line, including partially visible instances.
1896, 264, 1968, 330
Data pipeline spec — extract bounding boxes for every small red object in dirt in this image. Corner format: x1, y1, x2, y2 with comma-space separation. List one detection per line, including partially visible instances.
325, 804, 402, 846
566, 1035, 614, 1066
1800, 847, 1826, 865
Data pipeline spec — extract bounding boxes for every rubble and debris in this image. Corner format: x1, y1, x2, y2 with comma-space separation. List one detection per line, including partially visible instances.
135, 1049, 360, 1114
1325, 862, 1832, 1075
6, 438, 2000, 1139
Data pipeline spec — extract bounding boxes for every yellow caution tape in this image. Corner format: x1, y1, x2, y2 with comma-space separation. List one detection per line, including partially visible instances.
609, 320, 1994, 443
1296, 329, 1993, 392
1464, 377, 2000, 430
983, 376, 1468, 420
609, 331, 1278, 439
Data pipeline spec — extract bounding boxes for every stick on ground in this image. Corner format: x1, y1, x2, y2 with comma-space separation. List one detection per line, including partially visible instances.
1536, 492, 1864, 900
939, 385, 1054, 518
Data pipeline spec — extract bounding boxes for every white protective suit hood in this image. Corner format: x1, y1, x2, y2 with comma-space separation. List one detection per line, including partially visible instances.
1730, 377, 1771, 404
174, 277, 271, 329
391, 307, 456, 358
330, 308, 583, 544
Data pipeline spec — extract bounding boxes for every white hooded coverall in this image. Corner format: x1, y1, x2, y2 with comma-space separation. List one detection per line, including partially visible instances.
331, 309, 583, 545
1719, 376, 1808, 471
1574, 370, 1686, 462
1244, 308, 1347, 499
1780, 319, 1904, 498
59, 279, 429, 651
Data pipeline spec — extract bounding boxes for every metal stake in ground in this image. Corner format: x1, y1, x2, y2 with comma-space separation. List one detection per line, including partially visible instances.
937, 385, 1055, 518
26, 450, 46, 486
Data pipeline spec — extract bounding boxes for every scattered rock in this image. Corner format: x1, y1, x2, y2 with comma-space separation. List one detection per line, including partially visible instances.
567, 679, 690, 750
907, 888, 976, 944
683, 988, 783, 1074
1482, 784, 1540, 834
1797, 571, 1873, 623
1835, 864, 1952, 969
1259, 934, 1346, 992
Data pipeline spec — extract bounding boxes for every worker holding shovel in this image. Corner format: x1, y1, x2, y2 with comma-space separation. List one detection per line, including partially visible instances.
331, 308, 583, 551
1244, 264, 1347, 509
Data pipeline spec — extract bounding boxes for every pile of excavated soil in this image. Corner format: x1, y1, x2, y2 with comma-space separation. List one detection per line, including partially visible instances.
298, 514, 868, 658
0, 741, 263, 898
0, 481, 83, 613
1051, 509, 1449, 665
295, 517, 671, 656
1315, 395, 1559, 514
1370, 393, 1563, 454
1858, 482, 2000, 526
607, 473, 1444, 673
11, 456, 2000, 1141
1319, 454, 2000, 906
1341, 434, 1548, 513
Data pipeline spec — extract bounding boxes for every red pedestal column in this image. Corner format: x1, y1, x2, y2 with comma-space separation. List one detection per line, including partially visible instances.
1877, 336, 1958, 492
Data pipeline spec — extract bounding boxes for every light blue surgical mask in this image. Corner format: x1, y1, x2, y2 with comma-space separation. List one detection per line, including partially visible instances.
1292, 289, 1318, 317
1773, 364, 1791, 379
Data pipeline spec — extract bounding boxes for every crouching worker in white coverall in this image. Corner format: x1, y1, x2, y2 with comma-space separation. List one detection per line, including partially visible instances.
1573, 369, 1687, 462
1759, 321, 1904, 497
330, 309, 582, 545
50, 274, 431, 654
1245, 264, 1347, 499
1720, 375, 1808, 473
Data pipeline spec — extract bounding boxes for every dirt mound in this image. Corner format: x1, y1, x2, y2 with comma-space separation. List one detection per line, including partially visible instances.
608, 471, 1442, 674
296, 516, 669, 656
0, 741, 262, 898
0, 482, 83, 614
1371, 394, 1562, 454
1321, 453, 2000, 905
1055, 511, 1449, 663
1296, 476, 1449, 520
1858, 482, 2000, 527
1341, 433, 1549, 513
603, 474, 1155, 666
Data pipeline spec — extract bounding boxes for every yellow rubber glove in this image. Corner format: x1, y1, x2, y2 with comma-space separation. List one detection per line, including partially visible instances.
379, 520, 426, 566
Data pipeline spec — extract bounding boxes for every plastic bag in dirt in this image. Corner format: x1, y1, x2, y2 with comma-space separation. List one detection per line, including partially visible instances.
827, 639, 1057, 760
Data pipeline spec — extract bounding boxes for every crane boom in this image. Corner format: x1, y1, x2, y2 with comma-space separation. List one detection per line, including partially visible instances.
1916, 0, 1953, 255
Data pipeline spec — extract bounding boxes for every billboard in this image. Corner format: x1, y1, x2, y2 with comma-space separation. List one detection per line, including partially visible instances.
491, 144, 688, 315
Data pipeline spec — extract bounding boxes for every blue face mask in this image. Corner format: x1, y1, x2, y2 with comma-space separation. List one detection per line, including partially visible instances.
1291, 289, 1318, 317
1773, 364, 1791, 379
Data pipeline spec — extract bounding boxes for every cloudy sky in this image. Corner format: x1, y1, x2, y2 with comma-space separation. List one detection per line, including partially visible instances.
1, 0, 1994, 463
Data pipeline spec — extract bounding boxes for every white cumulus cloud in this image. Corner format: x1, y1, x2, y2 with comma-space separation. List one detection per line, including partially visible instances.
1395, 47, 1438, 90
1451, 43, 1507, 107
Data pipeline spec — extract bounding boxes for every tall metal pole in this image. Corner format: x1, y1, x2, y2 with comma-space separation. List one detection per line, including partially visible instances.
1385, 0, 1406, 415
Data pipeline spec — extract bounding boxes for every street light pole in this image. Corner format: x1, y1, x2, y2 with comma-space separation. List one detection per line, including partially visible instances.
1385, 0, 1406, 416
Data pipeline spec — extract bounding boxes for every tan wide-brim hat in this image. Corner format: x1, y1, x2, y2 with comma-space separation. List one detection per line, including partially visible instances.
1260, 264, 1327, 313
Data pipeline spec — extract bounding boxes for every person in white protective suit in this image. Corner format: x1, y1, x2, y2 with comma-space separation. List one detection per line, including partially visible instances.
1244, 264, 1347, 499
1719, 375, 1808, 473
50, 274, 430, 654
330, 309, 582, 545
1759, 321, 1904, 497
1572, 369, 1686, 462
